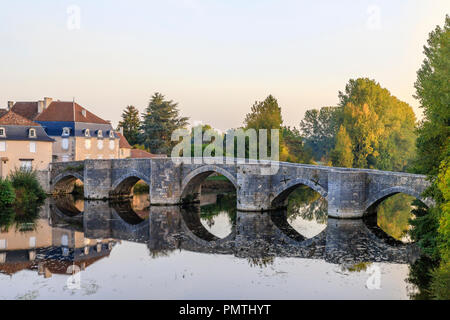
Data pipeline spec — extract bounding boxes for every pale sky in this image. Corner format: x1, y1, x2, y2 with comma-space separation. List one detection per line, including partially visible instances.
0, 0, 448, 131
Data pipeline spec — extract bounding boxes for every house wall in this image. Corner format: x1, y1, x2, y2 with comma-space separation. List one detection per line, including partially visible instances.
74, 136, 119, 160
0, 140, 53, 178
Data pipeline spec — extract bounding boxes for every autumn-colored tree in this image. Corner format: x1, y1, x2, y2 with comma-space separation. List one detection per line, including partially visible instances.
330, 125, 353, 168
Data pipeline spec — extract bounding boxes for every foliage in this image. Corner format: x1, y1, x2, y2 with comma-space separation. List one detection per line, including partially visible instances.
408, 15, 450, 300
338, 78, 416, 170
141, 92, 189, 154
300, 106, 342, 161
330, 125, 353, 168
282, 126, 314, 164
117, 105, 142, 146
0, 178, 15, 207
376, 193, 415, 240
9, 169, 46, 203
132, 181, 149, 194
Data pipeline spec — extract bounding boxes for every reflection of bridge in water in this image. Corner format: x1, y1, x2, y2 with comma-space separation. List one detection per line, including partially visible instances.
48, 198, 420, 266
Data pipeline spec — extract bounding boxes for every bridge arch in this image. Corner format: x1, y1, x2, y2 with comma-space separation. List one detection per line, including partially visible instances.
270, 178, 328, 208
181, 165, 237, 202
52, 172, 84, 194
365, 186, 430, 213
110, 170, 151, 197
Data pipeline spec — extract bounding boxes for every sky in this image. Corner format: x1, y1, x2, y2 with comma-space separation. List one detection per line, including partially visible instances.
0, 0, 448, 131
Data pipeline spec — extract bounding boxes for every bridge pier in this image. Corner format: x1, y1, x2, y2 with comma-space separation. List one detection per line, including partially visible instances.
327, 170, 367, 219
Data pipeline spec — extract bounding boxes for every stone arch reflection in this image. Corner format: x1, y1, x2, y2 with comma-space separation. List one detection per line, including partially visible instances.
364, 192, 428, 243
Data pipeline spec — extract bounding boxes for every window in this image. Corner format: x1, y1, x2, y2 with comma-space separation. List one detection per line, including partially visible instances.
97, 130, 103, 138
62, 155, 70, 162
97, 139, 103, 150
29, 237, 36, 248
109, 130, 115, 138
0, 127, 5, 137
29, 142, 36, 153
62, 138, 69, 150
20, 160, 32, 171
61, 235, 69, 246
29, 128, 36, 138
0, 141, 5, 152
0, 253, 5, 264
84, 129, 90, 137
62, 127, 70, 136
109, 139, 115, 150
0, 239, 6, 249
85, 138, 91, 149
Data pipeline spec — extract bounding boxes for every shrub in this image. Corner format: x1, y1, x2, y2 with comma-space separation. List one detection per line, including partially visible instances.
0, 178, 15, 207
9, 169, 46, 202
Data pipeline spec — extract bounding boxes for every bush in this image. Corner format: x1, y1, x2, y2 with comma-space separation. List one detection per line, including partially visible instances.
9, 169, 46, 202
0, 178, 15, 207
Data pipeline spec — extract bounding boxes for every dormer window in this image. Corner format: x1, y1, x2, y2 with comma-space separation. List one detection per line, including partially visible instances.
84, 129, 90, 137
0, 127, 5, 137
62, 127, 70, 136
97, 130, 103, 138
29, 128, 36, 138
109, 130, 115, 139
81, 109, 87, 117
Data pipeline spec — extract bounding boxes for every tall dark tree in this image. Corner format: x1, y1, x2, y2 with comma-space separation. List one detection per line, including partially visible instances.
141, 93, 189, 154
117, 105, 141, 146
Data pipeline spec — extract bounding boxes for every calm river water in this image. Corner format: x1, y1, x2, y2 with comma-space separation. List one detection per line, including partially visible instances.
0, 190, 422, 300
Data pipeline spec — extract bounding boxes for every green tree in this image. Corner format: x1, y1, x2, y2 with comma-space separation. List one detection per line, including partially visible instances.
282, 126, 314, 164
330, 125, 353, 168
339, 78, 416, 171
244, 95, 285, 159
408, 15, 450, 300
300, 106, 342, 161
141, 93, 189, 154
0, 178, 15, 207
117, 105, 141, 146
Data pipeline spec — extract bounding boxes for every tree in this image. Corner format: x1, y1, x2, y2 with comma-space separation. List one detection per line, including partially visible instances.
408, 15, 450, 300
141, 93, 189, 154
244, 95, 283, 159
282, 126, 314, 164
338, 78, 416, 171
330, 125, 353, 168
117, 105, 141, 146
300, 106, 342, 161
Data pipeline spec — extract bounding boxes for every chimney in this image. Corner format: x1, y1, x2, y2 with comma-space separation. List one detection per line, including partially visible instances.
37, 100, 44, 113
43, 97, 52, 109
7, 101, 13, 111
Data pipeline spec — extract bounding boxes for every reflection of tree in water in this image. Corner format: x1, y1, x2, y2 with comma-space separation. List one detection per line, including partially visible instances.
341, 262, 372, 273
286, 186, 327, 224
0, 194, 44, 232
200, 193, 236, 228
376, 193, 416, 241
247, 256, 275, 268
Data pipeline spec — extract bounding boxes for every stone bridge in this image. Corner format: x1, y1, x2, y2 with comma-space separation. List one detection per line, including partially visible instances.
45, 157, 432, 219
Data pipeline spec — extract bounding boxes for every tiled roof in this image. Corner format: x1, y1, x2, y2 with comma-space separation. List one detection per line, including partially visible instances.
0, 110, 40, 126
0, 109, 8, 118
130, 149, 167, 159
117, 132, 132, 149
11, 102, 39, 120
35, 101, 110, 124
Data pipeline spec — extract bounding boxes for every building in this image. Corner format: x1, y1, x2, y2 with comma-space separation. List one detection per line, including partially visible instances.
9, 98, 120, 162
117, 131, 132, 159
0, 110, 54, 178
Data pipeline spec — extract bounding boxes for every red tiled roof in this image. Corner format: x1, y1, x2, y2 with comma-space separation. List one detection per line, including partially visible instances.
11, 102, 39, 120
117, 132, 132, 149
0, 110, 40, 126
130, 149, 167, 159
35, 101, 110, 124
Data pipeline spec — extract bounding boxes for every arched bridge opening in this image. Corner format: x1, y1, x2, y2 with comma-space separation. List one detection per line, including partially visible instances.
52, 173, 84, 196
270, 179, 328, 241
364, 187, 429, 243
